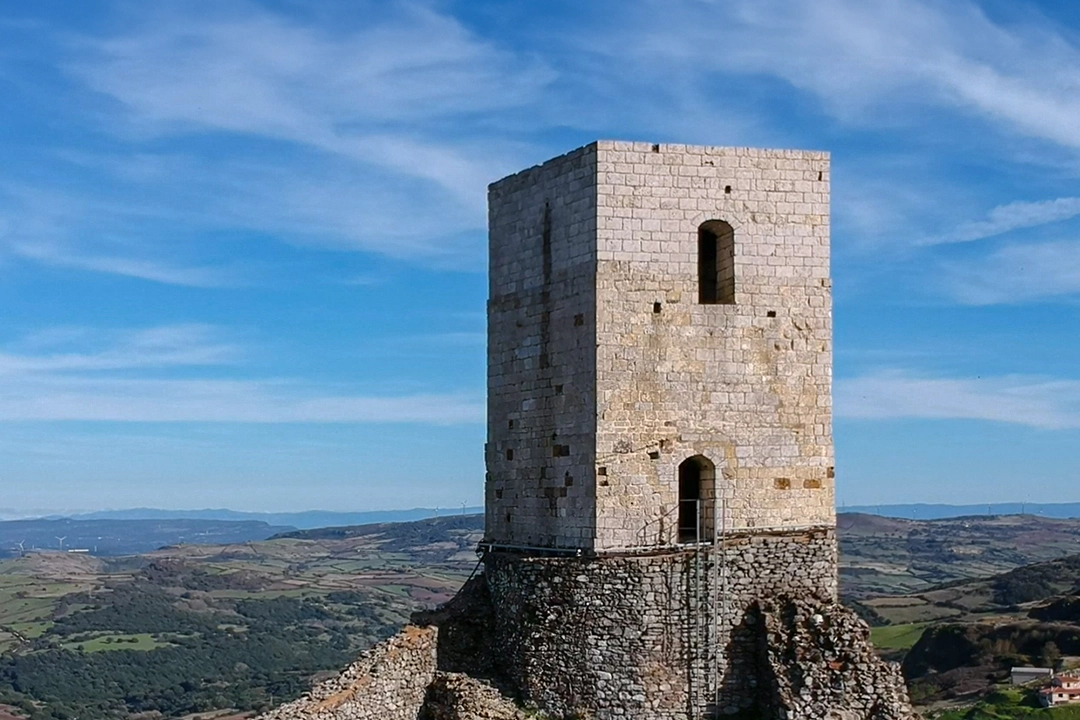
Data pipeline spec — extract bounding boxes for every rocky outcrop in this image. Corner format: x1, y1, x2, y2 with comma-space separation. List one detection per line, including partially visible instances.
756, 597, 920, 720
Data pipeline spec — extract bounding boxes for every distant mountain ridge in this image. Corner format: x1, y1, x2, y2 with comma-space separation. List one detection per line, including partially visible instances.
33, 503, 1080, 525
67, 506, 484, 529
844, 502, 1080, 520
0, 517, 295, 556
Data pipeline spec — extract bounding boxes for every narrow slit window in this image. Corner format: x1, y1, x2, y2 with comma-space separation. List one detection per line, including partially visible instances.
698, 220, 735, 304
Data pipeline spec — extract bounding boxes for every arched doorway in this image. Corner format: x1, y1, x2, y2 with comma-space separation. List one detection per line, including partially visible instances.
677, 455, 716, 543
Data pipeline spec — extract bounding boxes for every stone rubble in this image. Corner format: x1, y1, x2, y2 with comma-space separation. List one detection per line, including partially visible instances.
258, 625, 436, 720
755, 597, 920, 720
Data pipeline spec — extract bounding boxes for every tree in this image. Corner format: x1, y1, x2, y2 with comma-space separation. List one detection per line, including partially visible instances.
1040, 641, 1062, 669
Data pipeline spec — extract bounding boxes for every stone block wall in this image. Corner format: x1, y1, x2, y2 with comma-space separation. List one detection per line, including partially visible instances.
593, 141, 834, 550
487, 141, 834, 552
484, 527, 838, 718
487, 145, 600, 549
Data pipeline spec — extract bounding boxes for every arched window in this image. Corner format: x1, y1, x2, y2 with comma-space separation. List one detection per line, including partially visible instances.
677, 455, 716, 543
698, 220, 735, 304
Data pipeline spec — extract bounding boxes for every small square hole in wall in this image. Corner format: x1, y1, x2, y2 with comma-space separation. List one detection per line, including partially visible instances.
508, 419, 515, 429
827, 466, 835, 478
505, 449, 514, 461
818, 171, 823, 181
652, 143, 660, 152
648, 450, 660, 460
804, 478, 823, 489
506, 513, 512, 524
495, 489, 503, 499
555, 384, 563, 395
724, 185, 732, 194
574, 313, 584, 326
564, 472, 574, 486
653, 302, 662, 314
597, 466, 607, 476
767, 310, 776, 318
774, 477, 791, 490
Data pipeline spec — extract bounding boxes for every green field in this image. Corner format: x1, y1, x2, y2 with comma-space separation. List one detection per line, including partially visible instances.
60, 633, 168, 653
933, 689, 1080, 719
870, 622, 931, 650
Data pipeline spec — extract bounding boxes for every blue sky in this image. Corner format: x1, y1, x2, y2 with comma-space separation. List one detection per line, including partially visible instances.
1, 0, 1079, 515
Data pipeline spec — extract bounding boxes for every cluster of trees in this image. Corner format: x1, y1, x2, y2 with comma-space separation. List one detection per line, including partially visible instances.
0, 582, 397, 720
991, 555, 1080, 607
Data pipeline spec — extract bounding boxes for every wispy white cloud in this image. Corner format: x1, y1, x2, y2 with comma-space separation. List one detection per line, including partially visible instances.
943, 239, 1080, 305
0, 325, 483, 424
10, 240, 240, 287
836, 371, 1080, 429
929, 197, 1080, 245
0, 376, 484, 424
0, 325, 238, 374
69, 0, 547, 216
602, 0, 1080, 152
0, 1, 555, 279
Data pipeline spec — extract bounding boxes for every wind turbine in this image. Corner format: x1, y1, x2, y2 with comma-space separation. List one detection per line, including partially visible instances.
56, 536, 67, 551
16, 540, 25, 556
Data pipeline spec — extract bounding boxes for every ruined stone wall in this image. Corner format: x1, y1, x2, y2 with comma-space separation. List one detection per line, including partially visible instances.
260, 626, 436, 720
484, 527, 837, 719
754, 597, 919, 720
257, 539, 920, 720
593, 141, 834, 550
487, 145, 599, 549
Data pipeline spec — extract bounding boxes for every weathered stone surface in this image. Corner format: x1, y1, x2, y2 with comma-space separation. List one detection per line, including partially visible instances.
485, 529, 837, 718
486, 141, 834, 552
258, 625, 436, 720
755, 597, 920, 720
257, 573, 918, 720
419, 673, 529, 720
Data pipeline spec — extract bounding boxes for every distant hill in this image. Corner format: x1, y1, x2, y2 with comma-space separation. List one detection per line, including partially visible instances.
845, 502, 1080, 520
67, 507, 484, 529
889, 554, 1080, 704
840, 512, 1080, 599
0, 518, 294, 557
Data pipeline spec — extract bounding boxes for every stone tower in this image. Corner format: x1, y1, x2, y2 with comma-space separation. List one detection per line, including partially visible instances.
483, 141, 837, 717
258, 141, 917, 720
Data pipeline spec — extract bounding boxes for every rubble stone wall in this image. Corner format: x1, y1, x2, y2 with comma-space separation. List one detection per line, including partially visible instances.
755, 597, 919, 720
484, 527, 838, 718
260, 625, 437, 720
